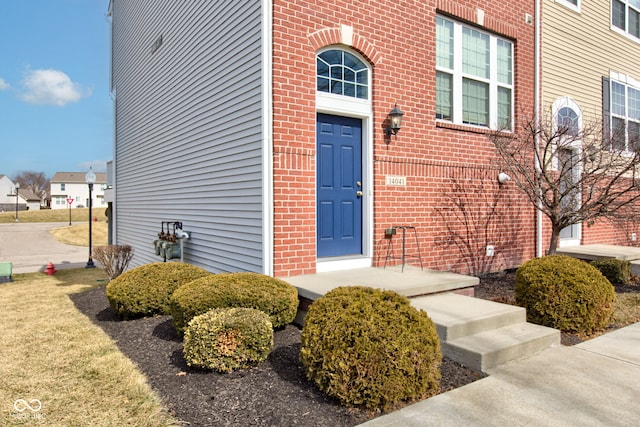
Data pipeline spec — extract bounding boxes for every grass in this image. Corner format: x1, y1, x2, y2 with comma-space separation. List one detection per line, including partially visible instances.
50, 222, 108, 247
613, 293, 640, 327
0, 207, 107, 224
0, 269, 178, 426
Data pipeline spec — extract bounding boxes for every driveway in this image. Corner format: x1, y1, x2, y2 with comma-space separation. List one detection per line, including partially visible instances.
0, 222, 89, 274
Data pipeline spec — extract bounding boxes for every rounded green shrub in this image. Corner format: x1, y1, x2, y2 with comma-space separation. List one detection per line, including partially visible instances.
183, 307, 274, 372
106, 262, 211, 319
300, 286, 441, 411
515, 255, 616, 334
170, 272, 298, 335
590, 259, 631, 285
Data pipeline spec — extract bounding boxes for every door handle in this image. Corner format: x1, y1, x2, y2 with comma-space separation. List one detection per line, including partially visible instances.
356, 191, 363, 197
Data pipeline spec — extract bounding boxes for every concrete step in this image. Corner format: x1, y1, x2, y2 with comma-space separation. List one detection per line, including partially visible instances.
289, 266, 478, 302
411, 293, 560, 373
444, 322, 560, 372
411, 293, 526, 341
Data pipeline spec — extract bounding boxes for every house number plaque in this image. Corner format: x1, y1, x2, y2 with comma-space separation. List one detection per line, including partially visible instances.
385, 176, 407, 186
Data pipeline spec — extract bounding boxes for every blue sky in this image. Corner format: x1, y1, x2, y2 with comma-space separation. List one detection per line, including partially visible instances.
0, 0, 112, 180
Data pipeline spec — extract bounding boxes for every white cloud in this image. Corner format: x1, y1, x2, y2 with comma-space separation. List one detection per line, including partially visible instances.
20, 69, 88, 106
0, 78, 9, 91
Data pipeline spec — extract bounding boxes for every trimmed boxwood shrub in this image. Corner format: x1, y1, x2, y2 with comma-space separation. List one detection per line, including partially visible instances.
183, 307, 274, 372
516, 255, 616, 335
300, 286, 441, 411
106, 262, 210, 319
170, 272, 298, 335
590, 258, 631, 285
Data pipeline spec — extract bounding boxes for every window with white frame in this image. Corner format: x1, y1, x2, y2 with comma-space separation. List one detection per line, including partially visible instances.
612, 0, 640, 39
557, 106, 580, 135
556, 0, 580, 12
60, 183, 65, 191
607, 77, 640, 152
316, 49, 369, 100
436, 15, 513, 130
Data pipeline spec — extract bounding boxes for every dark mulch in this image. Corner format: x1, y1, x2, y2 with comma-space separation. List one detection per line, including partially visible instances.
70, 287, 486, 427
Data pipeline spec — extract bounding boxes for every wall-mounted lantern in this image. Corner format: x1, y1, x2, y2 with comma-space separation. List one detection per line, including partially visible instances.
385, 104, 404, 136
498, 172, 511, 184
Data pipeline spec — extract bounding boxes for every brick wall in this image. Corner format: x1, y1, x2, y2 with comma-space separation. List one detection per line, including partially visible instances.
272, 0, 537, 276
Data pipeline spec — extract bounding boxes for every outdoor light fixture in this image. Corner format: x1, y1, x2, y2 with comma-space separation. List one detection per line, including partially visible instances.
14, 182, 20, 223
498, 172, 511, 184
85, 168, 96, 269
385, 104, 404, 136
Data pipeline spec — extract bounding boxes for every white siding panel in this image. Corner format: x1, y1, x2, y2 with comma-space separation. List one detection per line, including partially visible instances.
112, 0, 265, 273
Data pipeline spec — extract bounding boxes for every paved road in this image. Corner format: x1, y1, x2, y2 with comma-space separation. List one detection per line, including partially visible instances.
0, 222, 89, 274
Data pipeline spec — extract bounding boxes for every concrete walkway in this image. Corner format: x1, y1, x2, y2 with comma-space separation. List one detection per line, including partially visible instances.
556, 243, 640, 261
0, 222, 88, 274
360, 322, 640, 426
556, 244, 640, 276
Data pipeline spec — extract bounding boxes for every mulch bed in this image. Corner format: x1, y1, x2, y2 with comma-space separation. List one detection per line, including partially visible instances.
71, 271, 637, 426
70, 287, 486, 427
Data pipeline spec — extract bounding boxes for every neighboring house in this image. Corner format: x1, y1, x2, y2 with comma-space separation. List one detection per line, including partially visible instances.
0, 175, 24, 213
109, 0, 539, 276
541, 0, 640, 247
50, 172, 107, 210
18, 188, 41, 211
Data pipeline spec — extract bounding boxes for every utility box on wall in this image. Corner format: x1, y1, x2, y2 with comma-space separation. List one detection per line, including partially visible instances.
153, 221, 189, 262
153, 239, 182, 260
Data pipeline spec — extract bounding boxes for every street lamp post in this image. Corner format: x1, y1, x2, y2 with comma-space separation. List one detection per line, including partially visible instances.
14, 183, 20, 223
85, 169, 96, 268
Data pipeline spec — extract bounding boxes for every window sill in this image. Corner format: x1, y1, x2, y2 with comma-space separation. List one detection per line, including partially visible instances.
436, 120, 509, 135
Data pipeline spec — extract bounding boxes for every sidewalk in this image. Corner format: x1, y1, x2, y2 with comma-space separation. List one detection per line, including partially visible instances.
360, 322, 640, 426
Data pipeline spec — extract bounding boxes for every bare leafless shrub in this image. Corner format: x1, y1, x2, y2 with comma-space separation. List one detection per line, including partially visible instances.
93, 245, 134, 280
434, 169, 523, 276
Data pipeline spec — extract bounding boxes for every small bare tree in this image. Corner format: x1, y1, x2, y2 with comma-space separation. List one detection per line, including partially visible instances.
489, 110, 640, 254
13, 171, 50, 202
434, 170, 523, 276
93, 245, 134, 280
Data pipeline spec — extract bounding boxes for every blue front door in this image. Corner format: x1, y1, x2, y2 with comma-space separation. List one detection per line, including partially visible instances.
317, 114, 363, 257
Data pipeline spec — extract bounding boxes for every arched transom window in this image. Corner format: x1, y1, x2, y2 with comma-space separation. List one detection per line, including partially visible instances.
556, 106, 579, 136
317, 49, 369, 100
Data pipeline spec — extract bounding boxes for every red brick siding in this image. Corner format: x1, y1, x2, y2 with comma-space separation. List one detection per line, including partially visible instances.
272, 0, 537, 276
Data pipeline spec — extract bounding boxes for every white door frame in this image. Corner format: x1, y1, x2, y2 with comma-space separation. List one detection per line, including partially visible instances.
315, 92, 373, 272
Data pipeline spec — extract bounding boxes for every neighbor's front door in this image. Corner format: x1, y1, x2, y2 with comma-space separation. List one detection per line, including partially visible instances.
316, 113, 363, 257
559, 147, 581, 244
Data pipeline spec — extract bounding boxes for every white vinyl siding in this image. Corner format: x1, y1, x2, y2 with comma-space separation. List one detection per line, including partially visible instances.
111, 0, 265, 272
